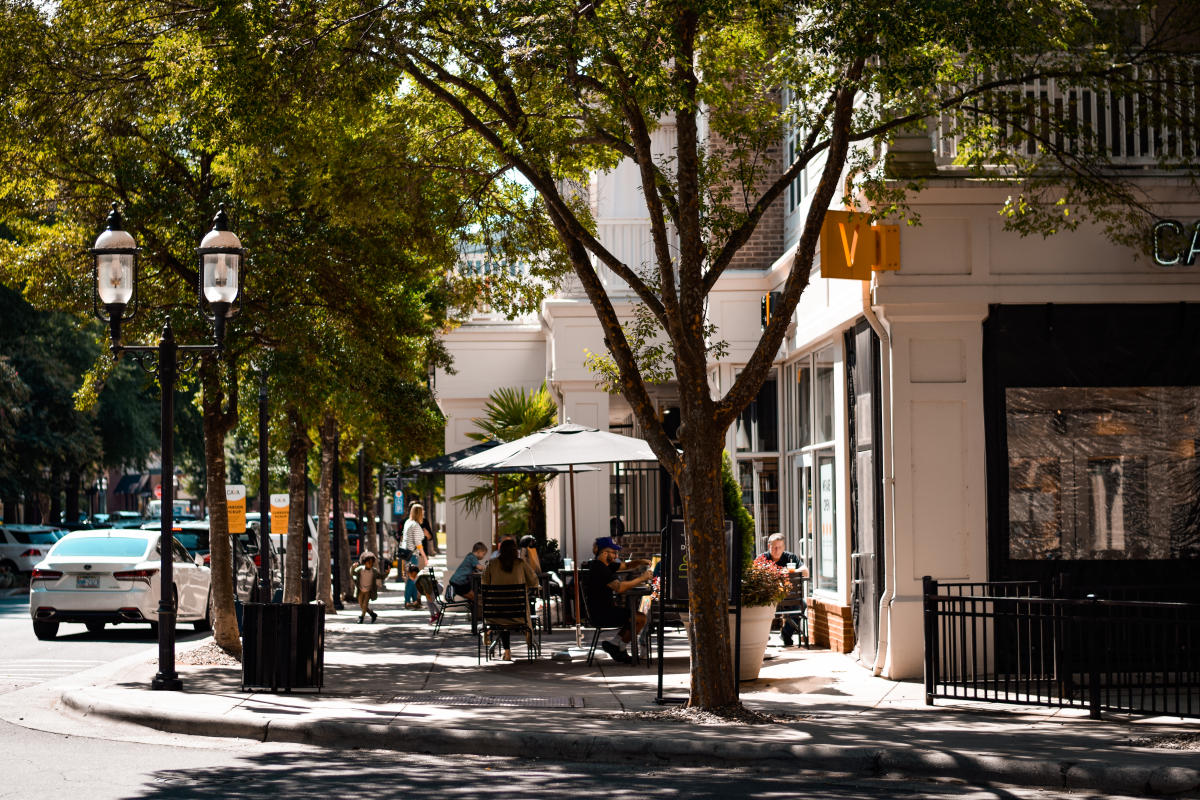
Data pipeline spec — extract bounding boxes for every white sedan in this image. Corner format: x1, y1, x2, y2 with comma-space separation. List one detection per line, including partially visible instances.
29, 529, 212, 641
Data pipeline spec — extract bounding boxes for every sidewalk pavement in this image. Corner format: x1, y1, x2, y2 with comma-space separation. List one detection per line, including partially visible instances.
56, 558, 1199, 797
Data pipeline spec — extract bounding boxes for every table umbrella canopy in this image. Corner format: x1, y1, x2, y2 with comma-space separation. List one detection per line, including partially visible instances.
453, 422, 661, 648
404, 441, 590, 475
403, 441, 499, 474
452, 422, 659, 470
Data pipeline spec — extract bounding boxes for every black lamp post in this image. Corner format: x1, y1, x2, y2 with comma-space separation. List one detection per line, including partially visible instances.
257, 357, 271, 601
331, 429, 344, 609
92, 203, 245, 691
357, 446, 368, 555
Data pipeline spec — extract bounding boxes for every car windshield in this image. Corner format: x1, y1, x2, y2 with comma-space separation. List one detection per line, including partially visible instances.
52, 536, 151, 558
172, 532, 209, 554
8, 530, 59, 545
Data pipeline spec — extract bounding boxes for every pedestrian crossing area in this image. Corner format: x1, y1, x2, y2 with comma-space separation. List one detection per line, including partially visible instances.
0, 658, 106, 692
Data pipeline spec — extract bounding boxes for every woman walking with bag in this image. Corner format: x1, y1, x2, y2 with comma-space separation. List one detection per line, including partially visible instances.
401, 504, 427, 609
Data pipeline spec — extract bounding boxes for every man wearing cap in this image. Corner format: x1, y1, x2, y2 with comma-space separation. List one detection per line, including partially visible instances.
582, 536, 653, 663
758, 533, 807, 647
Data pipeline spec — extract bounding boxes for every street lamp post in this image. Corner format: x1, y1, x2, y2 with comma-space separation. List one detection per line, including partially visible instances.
331, 429, 344, 609
92, 203, 245, 692
257, 359, 271, 600
357, 447, 368, 555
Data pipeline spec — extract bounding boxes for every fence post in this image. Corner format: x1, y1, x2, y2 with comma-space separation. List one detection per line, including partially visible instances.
923, 575, 938, 705
1086, 594, 1102, 720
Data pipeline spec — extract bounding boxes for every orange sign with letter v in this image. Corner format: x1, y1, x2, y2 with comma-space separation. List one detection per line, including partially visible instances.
820, 210, 877, 280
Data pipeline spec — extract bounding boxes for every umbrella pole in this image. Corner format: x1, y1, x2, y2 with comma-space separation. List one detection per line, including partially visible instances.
492, 474, 499, 544
570, 464, 582, 646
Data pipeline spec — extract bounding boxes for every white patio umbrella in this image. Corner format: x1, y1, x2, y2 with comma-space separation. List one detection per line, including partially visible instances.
453, 422, 663, 645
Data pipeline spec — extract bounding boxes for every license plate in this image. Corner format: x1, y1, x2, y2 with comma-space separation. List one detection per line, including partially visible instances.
76, 575, 99, 588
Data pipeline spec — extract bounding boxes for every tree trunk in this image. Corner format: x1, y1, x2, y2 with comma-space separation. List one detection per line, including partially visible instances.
680, 435, 738, 709
528, 482, 547, 546
65, 471, 80, 525
48, 471, 62, 527
316, 413, 336, 609
283, 407, 310, 604
201, 357, 240, 657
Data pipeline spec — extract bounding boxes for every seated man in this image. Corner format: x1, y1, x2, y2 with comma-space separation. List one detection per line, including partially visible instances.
449, 541, 488, 601
583, 536, 653, 663
759, 533, 806, 647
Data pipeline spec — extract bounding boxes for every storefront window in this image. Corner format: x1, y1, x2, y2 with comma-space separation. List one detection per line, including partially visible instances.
735, 375, 778, 453
784, 346, 841, 593
738, 459, 780, 544
815, 346, 835, 443
1006, 386, 1200, 560
816, 451, 838, 589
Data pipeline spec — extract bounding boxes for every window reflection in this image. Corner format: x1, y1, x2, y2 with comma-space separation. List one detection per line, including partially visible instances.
1006, 386, 1200, 560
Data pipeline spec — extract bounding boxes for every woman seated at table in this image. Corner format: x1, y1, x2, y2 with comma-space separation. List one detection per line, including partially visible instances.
481, 539, 539, 661
518, 535, 542, 574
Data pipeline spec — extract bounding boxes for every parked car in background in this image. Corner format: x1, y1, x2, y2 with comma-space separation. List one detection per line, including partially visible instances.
236, 523, 283, 593
29, 528, 212, 640
0, 524, 67, 577
270, 515, 321, 597
141, 519, 257, 602
105, 511, 150, 529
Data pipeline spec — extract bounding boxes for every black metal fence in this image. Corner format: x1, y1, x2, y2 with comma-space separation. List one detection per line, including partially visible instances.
923, 576, 1200, 719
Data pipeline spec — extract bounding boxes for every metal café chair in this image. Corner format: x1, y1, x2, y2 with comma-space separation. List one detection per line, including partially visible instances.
775, 575, 809, 648
477, 583, 540, 663
432, 575, 474, 637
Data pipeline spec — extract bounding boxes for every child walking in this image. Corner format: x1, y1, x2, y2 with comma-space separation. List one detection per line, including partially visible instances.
352, 552, 381, 623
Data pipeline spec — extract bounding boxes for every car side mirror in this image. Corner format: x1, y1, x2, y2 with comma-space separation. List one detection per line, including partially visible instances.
195, 554, 205, 567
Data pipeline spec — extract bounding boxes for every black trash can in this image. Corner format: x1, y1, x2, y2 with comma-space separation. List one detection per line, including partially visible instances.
241, 602, 325, 692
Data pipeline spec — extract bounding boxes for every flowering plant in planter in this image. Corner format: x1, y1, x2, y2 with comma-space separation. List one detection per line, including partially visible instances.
740, 555, 788, 608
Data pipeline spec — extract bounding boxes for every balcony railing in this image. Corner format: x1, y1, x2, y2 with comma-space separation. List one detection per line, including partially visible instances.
934, 63, 1200, 168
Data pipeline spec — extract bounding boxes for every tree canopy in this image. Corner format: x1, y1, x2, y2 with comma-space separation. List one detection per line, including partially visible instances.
340, 0, 1200, 709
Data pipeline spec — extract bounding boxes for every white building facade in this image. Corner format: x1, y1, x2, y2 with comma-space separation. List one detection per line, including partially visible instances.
436, 101, 1200, 681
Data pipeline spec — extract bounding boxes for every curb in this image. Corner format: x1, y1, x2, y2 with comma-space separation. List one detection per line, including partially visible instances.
61, 690, 1200, 796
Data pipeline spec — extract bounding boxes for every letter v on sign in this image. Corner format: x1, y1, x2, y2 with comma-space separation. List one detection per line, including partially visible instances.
820, 210, 877, 280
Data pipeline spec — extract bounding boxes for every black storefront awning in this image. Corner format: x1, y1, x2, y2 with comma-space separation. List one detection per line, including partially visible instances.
113, 473, 143, 494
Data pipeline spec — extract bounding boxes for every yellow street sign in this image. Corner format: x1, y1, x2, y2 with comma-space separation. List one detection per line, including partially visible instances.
226, 484, 246, 534
270, 493, 290, 535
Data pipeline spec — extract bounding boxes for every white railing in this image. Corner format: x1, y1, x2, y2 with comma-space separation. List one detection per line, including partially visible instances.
593, 219, 678, 295
934, 63, 1200, 168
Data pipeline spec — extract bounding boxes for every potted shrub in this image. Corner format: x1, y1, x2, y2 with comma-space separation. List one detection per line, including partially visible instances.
732, 555, 790, 680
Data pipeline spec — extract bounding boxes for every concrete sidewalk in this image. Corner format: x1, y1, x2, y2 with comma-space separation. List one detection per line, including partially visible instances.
57, 569, 1200, 797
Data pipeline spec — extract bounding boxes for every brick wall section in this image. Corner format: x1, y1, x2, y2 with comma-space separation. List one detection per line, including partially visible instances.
808, 597, 855, 653
707, 100, 785, 272
617, 533, 658, 563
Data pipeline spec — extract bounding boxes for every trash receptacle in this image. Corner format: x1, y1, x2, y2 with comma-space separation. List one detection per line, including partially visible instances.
241, 602, 324, 692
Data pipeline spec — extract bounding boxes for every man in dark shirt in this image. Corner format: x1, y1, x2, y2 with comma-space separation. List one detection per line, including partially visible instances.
758, 533, 806, 647
582, 536, 652, 663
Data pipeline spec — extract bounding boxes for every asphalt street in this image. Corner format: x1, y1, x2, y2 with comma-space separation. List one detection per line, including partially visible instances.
0, 716, 1146, 800
0, 595, 207, 694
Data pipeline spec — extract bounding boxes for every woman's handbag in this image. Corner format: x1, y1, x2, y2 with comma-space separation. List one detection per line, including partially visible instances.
396, 547, 413, 562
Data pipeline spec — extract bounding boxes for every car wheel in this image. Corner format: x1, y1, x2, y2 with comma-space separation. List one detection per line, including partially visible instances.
85, 620, 105, 634
193, 592, 213, 632
33, 620, 59, 640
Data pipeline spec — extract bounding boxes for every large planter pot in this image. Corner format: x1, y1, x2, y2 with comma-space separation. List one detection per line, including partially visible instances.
681, 604, 777, 681
731, 604, 777, 681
